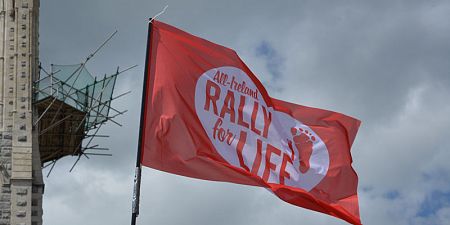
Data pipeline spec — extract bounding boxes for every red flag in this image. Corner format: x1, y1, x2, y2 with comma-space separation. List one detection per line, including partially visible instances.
140, 20, 362, 225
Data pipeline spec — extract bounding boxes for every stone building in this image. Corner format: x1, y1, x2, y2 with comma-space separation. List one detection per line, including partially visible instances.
0, 0, 43, 224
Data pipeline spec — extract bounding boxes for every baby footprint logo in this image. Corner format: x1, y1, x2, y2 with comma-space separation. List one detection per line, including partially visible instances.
288, 127, 316, 174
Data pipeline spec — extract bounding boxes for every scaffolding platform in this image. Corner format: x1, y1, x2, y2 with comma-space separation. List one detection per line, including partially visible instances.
34, 97, 86, 163
34, 63, 122, 166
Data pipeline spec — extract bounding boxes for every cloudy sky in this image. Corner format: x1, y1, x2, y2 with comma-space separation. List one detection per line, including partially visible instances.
38, 0, 450, 224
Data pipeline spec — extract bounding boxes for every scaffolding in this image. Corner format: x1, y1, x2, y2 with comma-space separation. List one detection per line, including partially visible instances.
31, 31, 136, 176
33, 62, 134, 175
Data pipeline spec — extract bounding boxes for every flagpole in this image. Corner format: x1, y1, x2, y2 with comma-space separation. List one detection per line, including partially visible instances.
131, 19, 153, 225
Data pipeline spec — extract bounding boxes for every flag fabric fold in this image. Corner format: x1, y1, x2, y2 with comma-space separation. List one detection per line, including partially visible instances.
140, 20, 362, 225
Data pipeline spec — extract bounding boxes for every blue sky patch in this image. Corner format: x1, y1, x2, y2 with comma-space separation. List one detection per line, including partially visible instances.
383, 190, 400, 200
255, 40, 284, 81
417, 190, 450, 218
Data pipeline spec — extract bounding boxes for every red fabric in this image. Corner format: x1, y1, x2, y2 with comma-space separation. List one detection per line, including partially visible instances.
141, 20, 362, 225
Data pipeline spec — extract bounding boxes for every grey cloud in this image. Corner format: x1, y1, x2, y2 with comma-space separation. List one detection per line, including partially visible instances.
39, 0, 450, 225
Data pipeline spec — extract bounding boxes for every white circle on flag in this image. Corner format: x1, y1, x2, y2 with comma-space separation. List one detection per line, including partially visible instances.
194, 66, 329, 191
